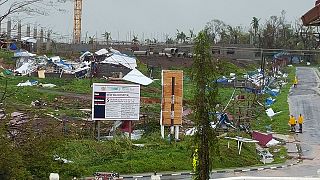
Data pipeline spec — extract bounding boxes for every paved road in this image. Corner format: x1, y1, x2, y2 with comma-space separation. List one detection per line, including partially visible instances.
124, 67, 320, 179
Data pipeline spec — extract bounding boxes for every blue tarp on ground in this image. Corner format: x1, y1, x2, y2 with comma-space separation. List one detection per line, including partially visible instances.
265, 88, 280, 97
265, 97, 276, 106
10, 43, 17, 50
217, 77, 228, 84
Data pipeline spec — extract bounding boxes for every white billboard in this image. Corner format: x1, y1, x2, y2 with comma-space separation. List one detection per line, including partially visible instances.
92, 83, 140, 121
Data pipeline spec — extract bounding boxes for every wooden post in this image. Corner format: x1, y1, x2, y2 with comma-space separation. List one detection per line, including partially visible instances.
97, 120, 101, 141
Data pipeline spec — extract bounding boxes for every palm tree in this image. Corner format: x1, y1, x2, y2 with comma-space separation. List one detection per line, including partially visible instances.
132, 35, 139, 44
166, 38, 174, 44
176, 29, 187, 44
187, 29, 195, 43
251, 17, 260, 45
102, 31, 111, 45
251, 17, 259, 36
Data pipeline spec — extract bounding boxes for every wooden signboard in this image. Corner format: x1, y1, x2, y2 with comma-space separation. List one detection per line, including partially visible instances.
161, 70, 183, 126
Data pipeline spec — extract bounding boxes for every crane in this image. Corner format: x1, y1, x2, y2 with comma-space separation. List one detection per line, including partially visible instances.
73, 0, 82, 44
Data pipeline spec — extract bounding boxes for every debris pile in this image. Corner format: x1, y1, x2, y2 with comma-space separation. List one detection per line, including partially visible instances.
9, 47, 153, 85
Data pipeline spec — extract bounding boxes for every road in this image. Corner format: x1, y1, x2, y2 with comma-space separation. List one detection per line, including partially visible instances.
123, 67, 320, 179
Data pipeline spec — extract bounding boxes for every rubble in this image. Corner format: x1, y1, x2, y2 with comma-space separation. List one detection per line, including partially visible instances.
10, 47, 153, 85
10, 112, 29, 126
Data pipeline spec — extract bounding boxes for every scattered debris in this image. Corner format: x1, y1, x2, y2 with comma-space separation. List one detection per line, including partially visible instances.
17, 80, 38, 87
265, 97, 276, 106
54, 155, 73, 164
0, 109, 5, 119
38, 83, 56, 88
265, 108, 282, 119
10, 112, 29, 126
122, 68, 153, 85
257, 148, 274, 164
31, 100, 47, 107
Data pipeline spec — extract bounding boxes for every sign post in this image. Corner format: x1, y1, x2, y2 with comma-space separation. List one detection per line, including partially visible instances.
161, 70, 183, 140
92, 83, 140, 140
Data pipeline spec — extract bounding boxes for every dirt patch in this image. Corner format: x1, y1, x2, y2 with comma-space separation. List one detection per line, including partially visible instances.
0, 58, 15, 69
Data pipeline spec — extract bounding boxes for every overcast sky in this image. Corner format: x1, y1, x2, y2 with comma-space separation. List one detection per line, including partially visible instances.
26, 0, 316, 42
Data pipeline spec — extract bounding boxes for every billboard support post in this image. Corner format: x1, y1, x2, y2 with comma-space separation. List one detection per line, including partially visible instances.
161, 70, 183, 141
97, 121, 101, 141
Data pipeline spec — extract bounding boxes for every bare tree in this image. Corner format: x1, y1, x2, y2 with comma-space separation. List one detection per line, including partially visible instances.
0, 0, 65, 24
205, 19, 226, 44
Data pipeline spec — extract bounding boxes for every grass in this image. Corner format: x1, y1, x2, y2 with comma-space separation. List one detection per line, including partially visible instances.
0, 50, 14, 66
53, 134, 260, 179
0, 59, 294, 178
252, 66, 296, 134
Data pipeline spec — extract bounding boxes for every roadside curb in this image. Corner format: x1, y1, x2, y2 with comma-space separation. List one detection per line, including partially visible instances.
122, 160, 302, 179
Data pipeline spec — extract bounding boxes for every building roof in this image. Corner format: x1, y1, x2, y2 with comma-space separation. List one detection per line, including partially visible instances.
301, 3, 320, 26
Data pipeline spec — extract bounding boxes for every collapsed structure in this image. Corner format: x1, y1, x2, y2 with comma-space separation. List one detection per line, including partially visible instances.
10, 47, 153, 85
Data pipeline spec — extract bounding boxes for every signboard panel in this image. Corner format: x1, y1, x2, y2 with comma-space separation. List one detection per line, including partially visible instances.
161, 70, 183, 126
92, 83, 140, 121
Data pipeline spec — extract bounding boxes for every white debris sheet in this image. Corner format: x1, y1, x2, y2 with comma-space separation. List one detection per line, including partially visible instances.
95, 48, 109, 56
266, 138, 280, 147
122, 68, 153, 85
102, 54, 137, 69
15, 62, 36, 75
17, 80, 38, 87
265, 108, 282, 118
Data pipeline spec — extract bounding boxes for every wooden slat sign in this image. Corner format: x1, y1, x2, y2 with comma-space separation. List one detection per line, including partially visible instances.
161, 70, 183, 126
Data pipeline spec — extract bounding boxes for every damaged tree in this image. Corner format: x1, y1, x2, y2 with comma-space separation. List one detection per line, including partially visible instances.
192, 31, 219, 180
0, 0, 66, 25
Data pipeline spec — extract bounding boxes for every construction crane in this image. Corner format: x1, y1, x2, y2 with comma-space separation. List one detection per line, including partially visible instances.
73, 0, 82, 44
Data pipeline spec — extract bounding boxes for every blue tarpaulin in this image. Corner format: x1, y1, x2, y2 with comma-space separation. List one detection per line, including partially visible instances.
265, 97, 276, 106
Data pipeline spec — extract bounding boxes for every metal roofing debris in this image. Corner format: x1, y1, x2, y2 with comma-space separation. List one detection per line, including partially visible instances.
50, 56, 61, 63
95, 48, 108, 56
21, 37, 37, 43
14, 51, 36, 57
122, 68, 153, 85
252, 131, 273, 147
102, 53, 137, 69
15, 62, 36, 75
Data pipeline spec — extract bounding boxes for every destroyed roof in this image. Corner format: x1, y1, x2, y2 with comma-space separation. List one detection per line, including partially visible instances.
102, 53, 137, 69
95, 48, 109, 56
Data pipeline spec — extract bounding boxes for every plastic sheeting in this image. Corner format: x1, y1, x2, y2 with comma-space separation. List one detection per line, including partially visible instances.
266, 108, 282, 118
265, 97, 276, 106
122, 68, 153, 85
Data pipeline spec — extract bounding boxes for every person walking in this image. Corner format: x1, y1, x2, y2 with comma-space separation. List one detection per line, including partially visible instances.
298, 114, 304, 133
289, 115, 296, 132
293, 76, 298, 87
